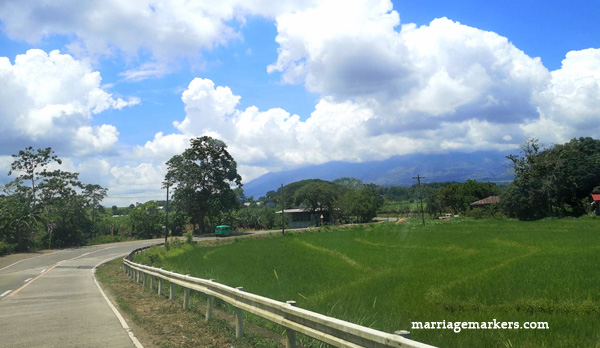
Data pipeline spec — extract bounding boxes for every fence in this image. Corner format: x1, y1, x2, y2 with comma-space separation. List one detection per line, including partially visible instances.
123, 245, 438, 348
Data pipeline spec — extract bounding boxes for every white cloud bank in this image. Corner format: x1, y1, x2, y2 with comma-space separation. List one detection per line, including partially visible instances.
0, 0, 320, 79
136, 2, 600, 185
0, 49, 139, 155
2, 0, 600, 204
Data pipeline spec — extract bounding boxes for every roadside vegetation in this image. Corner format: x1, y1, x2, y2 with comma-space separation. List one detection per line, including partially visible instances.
96, 258, 282, 348
0, 147, 109, 254
133, 219, 600, 348
3, 137, 600, 253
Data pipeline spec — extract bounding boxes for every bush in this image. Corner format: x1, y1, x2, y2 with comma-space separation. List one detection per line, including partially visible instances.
87, 234, 127, 246
133, 245, 166, 267
0, 242, 15, 256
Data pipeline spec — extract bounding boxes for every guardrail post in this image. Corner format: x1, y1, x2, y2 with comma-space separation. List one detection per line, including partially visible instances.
395, 330, 410, 339
206, 279, 215, 321
285, 301, 297, 348
150, 275, 155, 290
143, 273, 147, 288
158, 278, 163, 296
183, 288, 190, 310
136, 270, 140, 283
169, 282, 175, 301
235, 287, 244, 338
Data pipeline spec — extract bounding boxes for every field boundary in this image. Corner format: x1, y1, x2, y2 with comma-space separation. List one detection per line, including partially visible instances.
123, 244, 438, 348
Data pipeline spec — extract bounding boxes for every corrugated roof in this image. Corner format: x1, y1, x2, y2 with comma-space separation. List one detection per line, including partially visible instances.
470, 196, 501, 205
275, 208, 308, 214
591, 193, 600, 201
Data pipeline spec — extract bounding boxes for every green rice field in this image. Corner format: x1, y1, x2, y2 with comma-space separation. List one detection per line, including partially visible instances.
134, 218, 600, 348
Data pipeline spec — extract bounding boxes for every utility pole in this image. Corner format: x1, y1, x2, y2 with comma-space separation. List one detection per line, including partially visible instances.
281, 184, 285, 235
412, 175, 426, 226
165, 184, 169, 244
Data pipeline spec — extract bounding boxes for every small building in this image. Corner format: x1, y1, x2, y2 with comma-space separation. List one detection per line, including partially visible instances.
470, 196, 501, 206
591, 194, 600, 216
275, 208, 317, 229
276, 207, 335, 229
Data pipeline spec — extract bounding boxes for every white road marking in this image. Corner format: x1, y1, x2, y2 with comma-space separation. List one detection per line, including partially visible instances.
1, 290, 12, 297
40, 269, 46, 274
24, 278, 33, 283
93, 254, 145, 348
0, 250, 62, 272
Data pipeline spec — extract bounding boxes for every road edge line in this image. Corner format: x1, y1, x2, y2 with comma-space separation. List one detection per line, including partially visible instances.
0, 250, 63, 272
93, 255, 144, 348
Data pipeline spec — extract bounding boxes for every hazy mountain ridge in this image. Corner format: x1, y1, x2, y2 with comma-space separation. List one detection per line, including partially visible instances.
243, 151, 514, 198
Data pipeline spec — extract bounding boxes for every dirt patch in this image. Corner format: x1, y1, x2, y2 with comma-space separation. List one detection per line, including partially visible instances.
396, 217, 407, 224
95, 259, 283, 348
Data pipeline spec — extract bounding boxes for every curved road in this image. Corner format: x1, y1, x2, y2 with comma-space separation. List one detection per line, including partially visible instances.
0, 239, 162, 348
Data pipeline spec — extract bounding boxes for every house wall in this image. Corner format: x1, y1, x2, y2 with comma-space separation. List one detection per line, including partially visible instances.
289, 212, 316, 229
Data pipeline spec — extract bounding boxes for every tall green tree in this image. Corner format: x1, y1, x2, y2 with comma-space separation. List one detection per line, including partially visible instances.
294, 180, 339, 226
165, 136, 242, 234
8, 146, 61, 205
2, 147, 108, 250
82, 184, 108, 225
426, 180, 499, 216
0, 182, 42, 251
501, 137, 600, 219
37, 169, 91, 247
335, 180, 384, 223
129, 201, 163, 239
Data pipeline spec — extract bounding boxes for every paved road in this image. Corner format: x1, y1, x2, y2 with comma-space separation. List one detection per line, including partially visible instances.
0, 239, 163, 348
0, 229, 282, 347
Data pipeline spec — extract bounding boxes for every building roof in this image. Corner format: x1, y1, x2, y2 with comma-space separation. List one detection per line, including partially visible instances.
470, 196, 501, 206
591, 193, 600, 201
275, 208, 309, 214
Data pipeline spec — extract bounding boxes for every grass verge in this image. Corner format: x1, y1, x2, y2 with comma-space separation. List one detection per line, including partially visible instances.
95, 258, 283, 348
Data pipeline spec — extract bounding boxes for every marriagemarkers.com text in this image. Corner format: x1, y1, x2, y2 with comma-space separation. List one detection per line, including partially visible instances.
411, 319, 549, 333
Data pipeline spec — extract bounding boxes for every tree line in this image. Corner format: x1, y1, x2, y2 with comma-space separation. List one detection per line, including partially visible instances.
423, 137, 600, 219
501, 137, 600, 219
0, 147, 107, 254
162, 137, 385, 232
3, 136, 598, 255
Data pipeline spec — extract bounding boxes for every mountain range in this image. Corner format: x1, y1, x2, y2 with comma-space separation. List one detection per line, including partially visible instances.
243, 151, 514, 198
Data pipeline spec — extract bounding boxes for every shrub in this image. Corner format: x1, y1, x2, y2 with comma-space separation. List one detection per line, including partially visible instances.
0, 242, 15, 256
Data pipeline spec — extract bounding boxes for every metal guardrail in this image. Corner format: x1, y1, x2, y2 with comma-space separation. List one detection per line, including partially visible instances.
123, 245, 437, 348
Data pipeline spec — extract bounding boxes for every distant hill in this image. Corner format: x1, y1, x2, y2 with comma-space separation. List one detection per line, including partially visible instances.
242, 151, 514, 198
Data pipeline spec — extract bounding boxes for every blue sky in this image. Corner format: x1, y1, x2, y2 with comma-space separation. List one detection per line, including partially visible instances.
0, 0, 599, 205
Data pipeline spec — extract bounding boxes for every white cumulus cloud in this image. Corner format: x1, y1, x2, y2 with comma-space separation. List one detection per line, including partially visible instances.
0, 49, 139, 155
0, 0, 320, 79
3, 0, 600, 200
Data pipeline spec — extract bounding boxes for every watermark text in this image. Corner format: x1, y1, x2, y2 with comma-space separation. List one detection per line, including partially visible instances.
411, 319, 549, 333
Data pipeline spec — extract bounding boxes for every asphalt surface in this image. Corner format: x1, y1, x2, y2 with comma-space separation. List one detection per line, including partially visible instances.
0, 239, 163, 348
0, 231, 279, 348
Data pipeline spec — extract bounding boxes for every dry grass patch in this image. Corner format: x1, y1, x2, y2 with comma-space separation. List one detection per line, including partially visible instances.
95, 259, 283, 348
